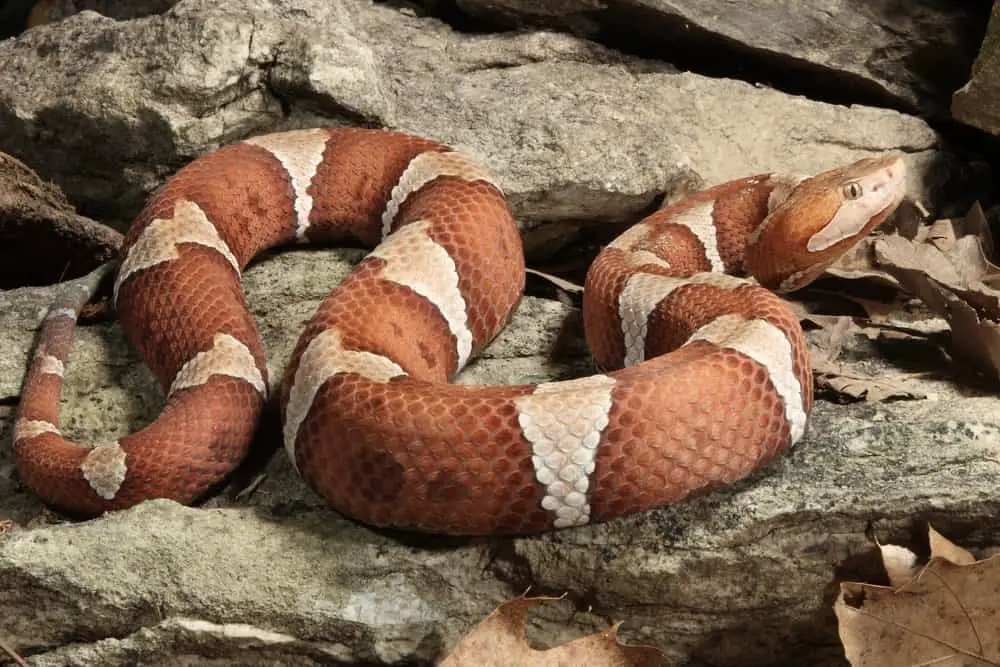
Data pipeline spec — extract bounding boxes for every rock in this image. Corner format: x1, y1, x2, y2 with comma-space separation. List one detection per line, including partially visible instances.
0, 247, 598, 664
454, 0, 991, 116
953, 3, 1000, 135
3, 248, 1000, 665
0, 0, 948, 251
0, 499, 522, 665
0, 151, 121, 288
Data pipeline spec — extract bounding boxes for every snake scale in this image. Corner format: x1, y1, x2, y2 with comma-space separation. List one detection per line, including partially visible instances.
13, 128, 906, 534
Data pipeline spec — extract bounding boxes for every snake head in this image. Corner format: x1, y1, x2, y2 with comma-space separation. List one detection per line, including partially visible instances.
745, 155, 907, 293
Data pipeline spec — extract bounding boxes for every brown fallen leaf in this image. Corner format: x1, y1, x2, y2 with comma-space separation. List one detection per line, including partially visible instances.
809, 315, 856, 364
870, 203, 1000, 380
789, 301, 926, 403
837, 527, 999, 666
839, 293, 910, 322
933, 285, 1000, 376
824, 239, 901, 289
440, 596, 662, 667
928, 525, 977, 567
876, 218, 993, 290
876, 542, 920, 589
823, 199, 928, 288
812, 360, 926, 402
875, 525, 975, 589
926, 201, 993, 260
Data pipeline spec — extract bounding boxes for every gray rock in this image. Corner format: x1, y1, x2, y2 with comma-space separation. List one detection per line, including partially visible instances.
0, 0, 945, 243
953, 3, 1000, 135
3, 248, 1000, 666
455, 0, 990, 115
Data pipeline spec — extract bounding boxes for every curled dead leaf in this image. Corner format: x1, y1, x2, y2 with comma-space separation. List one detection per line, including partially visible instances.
876, 542, 920, 589
824, 199, 927, 288
813, 360, 926, 402
838, 527, 999, 666
441, 596, 662, 666
866, 203, 1000, 380
928, 525, 977, 566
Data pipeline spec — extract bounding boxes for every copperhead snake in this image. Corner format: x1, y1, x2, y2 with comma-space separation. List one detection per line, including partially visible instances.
13, 128, 906, 534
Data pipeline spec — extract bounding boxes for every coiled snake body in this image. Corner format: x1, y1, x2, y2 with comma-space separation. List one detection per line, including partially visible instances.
14, 128, 906, 534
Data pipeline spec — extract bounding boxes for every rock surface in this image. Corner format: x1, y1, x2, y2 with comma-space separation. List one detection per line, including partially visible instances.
2, 249, 1000, 666
0, 0, 953, 241
953, 2, 1000, 135
454, 0, 991, 115
2, 0, 999, 665
0, 151, 121, 288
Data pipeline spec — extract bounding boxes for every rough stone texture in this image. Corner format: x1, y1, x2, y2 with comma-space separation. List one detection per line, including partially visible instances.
454, 0, 991, 115
0, 0, 949, 246
1, 0, 998, 664
953, 2, 1000, 135
3, 249, 1000, 666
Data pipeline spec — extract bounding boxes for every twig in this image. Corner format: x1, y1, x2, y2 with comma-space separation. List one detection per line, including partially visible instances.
0, 636, 29, 667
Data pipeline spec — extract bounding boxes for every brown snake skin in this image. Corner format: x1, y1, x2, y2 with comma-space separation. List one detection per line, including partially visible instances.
14, 128, 907, 534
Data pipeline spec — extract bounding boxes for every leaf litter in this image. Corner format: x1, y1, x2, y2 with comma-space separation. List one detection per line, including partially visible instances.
836, 526, 1000, 666
792, 200, 1000, 400
440, 596, 662, 666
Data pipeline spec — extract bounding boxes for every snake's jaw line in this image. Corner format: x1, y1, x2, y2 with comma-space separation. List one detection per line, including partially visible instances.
805, 156, 907, 253
745, 154, 907, 293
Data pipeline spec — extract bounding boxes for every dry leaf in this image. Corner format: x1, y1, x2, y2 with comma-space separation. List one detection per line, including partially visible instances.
825, 237, 901, 288
933, 288, 1000, 377
877, 543, 920, 588
824, 199, 927, 288
809, 315, 856, 364
792, 304, 925, 403
876, 227, 991, 291
928, 525, 977, 566
838, 528, 998, 666
876, 526, 979, 588
840, 294, 912, 322
873, 204, 1000, 380
813, 361, 926, 402
836, 558, 1000, 666
440, 596, 662, 667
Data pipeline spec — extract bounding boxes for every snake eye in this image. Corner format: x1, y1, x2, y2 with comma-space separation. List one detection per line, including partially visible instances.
843, 182, 863, 200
